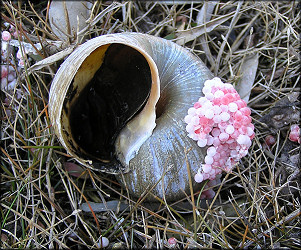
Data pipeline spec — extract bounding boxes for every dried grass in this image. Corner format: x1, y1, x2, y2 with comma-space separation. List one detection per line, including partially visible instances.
1, 1, 300, 248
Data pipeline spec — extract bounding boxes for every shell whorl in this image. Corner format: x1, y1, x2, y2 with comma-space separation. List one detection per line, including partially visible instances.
49, 33, 214, 201
113, 34, 214, 200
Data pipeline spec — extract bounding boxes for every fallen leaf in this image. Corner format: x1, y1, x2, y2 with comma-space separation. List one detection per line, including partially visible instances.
196, 1, 219, 25
64, 162, 88, 179
196, 1, 219, 66
26, 45, 75, 74
175, 11, 234, 45
80, 201, 129, 212
177, 21, 186, 32
259, 92, 300, 130
265, 67, 286, 82
235, 53, 259, 103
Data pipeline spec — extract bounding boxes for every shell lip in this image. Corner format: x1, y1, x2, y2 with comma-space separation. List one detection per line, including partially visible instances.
90, 158, 129, 174
64, 42, 156, 173
49, 33, 161, 174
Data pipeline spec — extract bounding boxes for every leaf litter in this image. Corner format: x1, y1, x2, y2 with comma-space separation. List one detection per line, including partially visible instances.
1, 1, 300, 249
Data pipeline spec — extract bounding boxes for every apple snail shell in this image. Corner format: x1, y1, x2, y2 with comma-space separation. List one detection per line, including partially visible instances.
49, 33, 213, 201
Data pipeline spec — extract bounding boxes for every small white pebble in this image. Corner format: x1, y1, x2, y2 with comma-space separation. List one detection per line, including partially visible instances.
1, 79, 17, 91
7, 73, 15, 82
2, 41, 8, 51
1, 67, 8, 78
8, 66, 14, 72
1, 78, 8, 85
97, 236, 109, 248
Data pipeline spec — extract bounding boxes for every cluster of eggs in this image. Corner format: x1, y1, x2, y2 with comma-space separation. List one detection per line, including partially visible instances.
1, 29, 20, 91
1, 24, 41, 91
184, 77, 255, 183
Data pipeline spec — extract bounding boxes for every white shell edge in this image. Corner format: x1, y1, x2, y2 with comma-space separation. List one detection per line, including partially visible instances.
49, 33, 161, 168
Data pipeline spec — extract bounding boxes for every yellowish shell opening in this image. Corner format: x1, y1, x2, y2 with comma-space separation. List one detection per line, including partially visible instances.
60, 42, 160, 172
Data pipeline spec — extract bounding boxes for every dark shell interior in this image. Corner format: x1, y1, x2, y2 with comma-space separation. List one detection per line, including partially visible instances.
67, 44, 152, 171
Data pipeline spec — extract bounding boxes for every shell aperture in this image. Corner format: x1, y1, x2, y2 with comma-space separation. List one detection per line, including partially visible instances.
66, 44, 152, 171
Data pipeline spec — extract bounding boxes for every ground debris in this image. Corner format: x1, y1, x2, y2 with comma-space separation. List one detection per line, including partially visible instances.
259, 92, 300, 131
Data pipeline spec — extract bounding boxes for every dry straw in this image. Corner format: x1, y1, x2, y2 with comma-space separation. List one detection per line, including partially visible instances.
1, 1, 300, 248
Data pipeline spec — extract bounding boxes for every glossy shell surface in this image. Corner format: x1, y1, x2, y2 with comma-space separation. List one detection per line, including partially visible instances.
49, 33, 213, 201
113, 34, 214, 200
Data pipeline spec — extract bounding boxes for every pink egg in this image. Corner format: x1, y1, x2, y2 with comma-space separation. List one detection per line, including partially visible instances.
1, 66, 8, 78
2, 31, 11, 41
